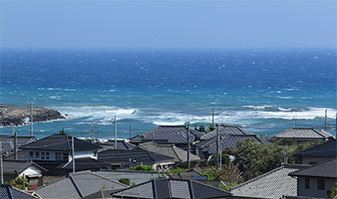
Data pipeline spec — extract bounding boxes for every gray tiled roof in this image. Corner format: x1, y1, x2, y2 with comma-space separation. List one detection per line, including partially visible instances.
197, 134, 269, 154
20, 134, 101, 152
289, 158, 337, 179
3, 160, 47, 175
96, 170, 162, 185
98, 148, 174, 164
34, 171, 128, 199
201, 125, 254, 140
130, 125, 203, 144
297, 139, 337, 158
275, 127, 334, 139
139, 142, 200, 162
0, 135, 36, 154
0, 184, 38, 199
99, 140, 136, 151
112, 178, 232, 199
231, 164, 310, 199
57, 157, 111, 171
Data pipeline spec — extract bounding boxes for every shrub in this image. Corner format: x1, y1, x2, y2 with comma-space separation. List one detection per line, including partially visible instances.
11, 176, 29, 190
118, 178, 131, 186
129, 165, 156, 171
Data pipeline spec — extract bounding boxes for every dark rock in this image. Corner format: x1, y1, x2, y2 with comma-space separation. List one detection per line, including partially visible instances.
0, 104, 65, 127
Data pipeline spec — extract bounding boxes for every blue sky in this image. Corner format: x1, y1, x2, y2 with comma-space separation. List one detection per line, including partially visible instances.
1, 1, 336, 49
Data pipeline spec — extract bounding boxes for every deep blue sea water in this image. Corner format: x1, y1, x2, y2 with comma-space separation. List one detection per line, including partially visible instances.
1, 49, 336, 139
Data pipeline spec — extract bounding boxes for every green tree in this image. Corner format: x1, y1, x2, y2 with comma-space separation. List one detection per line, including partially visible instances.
58, 128, 67, 135
209, 124, 215, 132
202, 164, 243, 184
199, 125, 206, 132
225, 139, 319, 180
328, 183, 337, 199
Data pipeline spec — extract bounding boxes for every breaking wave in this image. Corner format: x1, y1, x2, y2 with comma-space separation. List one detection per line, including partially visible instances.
146, 107, 336, 125
51, 105, 335, 126
51, 106, 138, 125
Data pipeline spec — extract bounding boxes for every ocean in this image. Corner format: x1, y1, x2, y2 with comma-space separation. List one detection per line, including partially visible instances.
1, 48, 336, 139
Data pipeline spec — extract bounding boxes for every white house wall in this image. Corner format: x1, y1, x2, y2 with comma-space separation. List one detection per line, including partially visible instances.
19, 166, 42, 177
69, 151, 97, 160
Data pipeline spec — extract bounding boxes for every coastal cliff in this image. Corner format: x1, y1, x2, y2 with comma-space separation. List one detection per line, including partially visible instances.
0, 104, 65, 127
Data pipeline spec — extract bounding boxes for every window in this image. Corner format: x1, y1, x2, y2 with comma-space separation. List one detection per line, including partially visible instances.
63, 153, 69, 161
305, 178, 310, 189
318, 179, 325, 190
29, 151, 34, 158
41, 152, 45, 160
309, 162, 318, 165
46, 152, 50, 160
56, 153, 62, 160
35, 152, 40, 158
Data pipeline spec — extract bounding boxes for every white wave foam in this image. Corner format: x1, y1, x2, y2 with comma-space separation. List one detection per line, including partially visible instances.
242, 105, 273, 110
49, 96, 61, 100
52, 105, 335, 126
275, 96, 293, 99
278, 107, 291, 111
146, 107, 336, 125
52, 106, 138, 123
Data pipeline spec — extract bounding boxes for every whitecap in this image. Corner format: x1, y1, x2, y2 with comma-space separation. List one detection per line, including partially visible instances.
50, 106, 138, 123
275, 96, 293, 99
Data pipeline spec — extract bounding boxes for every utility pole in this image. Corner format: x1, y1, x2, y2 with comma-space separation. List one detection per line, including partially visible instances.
187, 123, 190, 170
216, 124, 220, 170
129, 126, 132, 139
14, 131, 18, 160
72, 136, 75, 173
152, 131, 155, 143
30, 102, 33, 136
284, 144, 288, 164
325, 110, 328, 131
335, 112, 337, 139
23, 174, 25, 190
0, 142, 3, 184
293, 117, 296, 127
219, 135, 222, 169
114, 116, 117, 150
212, 108, 215, 126
91, 122, 94, 143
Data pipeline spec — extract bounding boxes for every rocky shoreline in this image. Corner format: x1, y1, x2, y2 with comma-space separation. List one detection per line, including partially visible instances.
0, 104, 65, 127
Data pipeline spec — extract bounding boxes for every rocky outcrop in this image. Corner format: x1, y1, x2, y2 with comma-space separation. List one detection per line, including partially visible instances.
0, 104, 65, 127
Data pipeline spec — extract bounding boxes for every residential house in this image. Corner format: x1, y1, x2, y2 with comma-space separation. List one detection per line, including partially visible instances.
96, 170, 162, 185
20, 134, 101, 161
98, 139, 136, 152
0, 184, 38, 199
289, 158, 337, 198
129, 125, 204, 153
274, 127, 334, 144
0, 135, 36, 153
111, 178, 232, 199
2, 160, 47, 189
20, 134, 104, 175
55, 157, 111, 173
297, 139, 337, 165
33, 171, 128, 199
0, 135, 36, 158
196, 125, 269, 159
231, 164, 310, 199
98, 148, 175, 170
138, 142, 201, 164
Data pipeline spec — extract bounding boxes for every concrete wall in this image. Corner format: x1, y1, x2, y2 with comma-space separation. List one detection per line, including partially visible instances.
298, 177, 337, 198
